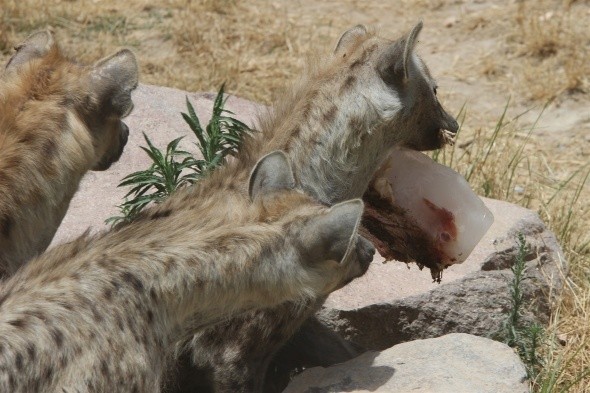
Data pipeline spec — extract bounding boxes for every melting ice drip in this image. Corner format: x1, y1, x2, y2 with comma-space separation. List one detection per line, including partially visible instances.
382, 148, 494, 266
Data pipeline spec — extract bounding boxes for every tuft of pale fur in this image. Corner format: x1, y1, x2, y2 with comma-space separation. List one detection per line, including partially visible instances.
0, 38, 136, 277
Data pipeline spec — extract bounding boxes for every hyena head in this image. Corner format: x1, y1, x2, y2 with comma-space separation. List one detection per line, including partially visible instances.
332, 21, 458, 151
249, 151, 375, 299
4, 30, 138, 171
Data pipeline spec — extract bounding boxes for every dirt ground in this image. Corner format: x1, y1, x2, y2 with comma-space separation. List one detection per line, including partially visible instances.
2, 0, 588, 168
1, 0, 589, 390
2, 0, 588, 184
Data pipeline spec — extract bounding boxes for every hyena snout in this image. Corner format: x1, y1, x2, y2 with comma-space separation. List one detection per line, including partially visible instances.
424, 103, 459, 151
92, 121, 129, 171
439, 105, 459, 135
406, 104, 459, 151
337, 236, 375, 290
356, 235, 375, 275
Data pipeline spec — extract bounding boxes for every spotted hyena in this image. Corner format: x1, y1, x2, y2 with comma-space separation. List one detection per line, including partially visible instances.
0, 151, 375, 393
0, 30, 138, 277
161, 22, 459, 393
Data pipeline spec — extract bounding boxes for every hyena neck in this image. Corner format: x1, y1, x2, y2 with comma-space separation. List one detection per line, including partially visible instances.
257, 74, 400, 205
95, 211, 289, 336
0, 107, 93, 277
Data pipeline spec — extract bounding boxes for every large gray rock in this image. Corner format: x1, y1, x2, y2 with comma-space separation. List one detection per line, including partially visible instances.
317, 197, 566, 350
283, 333, 530, 393
51, 84, 262, 245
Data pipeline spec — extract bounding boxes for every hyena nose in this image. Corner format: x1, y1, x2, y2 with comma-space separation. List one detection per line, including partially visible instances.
441, 109, 459, 134
120, 122, 129, 147
358, 236, 375, 271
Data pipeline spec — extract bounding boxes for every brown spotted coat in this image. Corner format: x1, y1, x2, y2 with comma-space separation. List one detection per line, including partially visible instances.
0, 31, 137, 277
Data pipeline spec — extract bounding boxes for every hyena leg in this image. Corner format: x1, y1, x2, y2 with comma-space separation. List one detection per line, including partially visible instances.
170, 299, 362, 393
163, 353, 214, 393
264, 316, 365, 393
169, 301, 315, 393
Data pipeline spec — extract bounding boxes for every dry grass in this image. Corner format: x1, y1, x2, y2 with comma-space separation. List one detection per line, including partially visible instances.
435, 105, 590, 390
1, 0, 589, 390
0, 0, 326, 102
511, 1, 590, 101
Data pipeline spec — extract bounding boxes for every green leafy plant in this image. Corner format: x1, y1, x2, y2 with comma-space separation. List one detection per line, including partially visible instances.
181, 84, 250, 179
106, 84, 250, 225
486, 233, 546, 380
504, 232, 529, 349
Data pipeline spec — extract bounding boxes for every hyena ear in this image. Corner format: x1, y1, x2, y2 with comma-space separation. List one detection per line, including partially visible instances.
334, 25, 368, 56
89, 49, 139, 117
249, 151, 296, 200
377, 21, 423, 83
402, 21, 423, 80
5, 30, 55, 71
302, 199, 364, 264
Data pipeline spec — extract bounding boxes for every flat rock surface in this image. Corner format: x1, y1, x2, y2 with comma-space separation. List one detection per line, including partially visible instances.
283, 333, 530, 393
324, 196, 562, 309
325, 197, 538, 309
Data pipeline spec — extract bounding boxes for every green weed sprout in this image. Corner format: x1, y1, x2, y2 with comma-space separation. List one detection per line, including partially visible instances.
106, 84, 250, 225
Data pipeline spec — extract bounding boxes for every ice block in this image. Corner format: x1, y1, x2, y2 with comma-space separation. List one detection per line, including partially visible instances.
361, 148, 494, 280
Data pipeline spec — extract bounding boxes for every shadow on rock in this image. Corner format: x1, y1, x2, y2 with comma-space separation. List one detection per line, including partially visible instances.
283, 351, 395, 393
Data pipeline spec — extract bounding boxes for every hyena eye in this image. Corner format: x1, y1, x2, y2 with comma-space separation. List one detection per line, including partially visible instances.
433, 86, 438, 96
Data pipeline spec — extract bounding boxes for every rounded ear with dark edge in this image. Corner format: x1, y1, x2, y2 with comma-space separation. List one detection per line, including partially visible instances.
249, 151, 296, 201
377, 21, 423, 85
402, 21, 423, 80
334, 25, 368, 55
5, 30, 55, 71
301, 199, 364, 264
89, 49, 139, 117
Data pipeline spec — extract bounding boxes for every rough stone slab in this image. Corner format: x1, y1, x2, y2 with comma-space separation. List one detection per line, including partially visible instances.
283, 333, 530, 393
317, 197, 566, 350
51, 83, 262, 246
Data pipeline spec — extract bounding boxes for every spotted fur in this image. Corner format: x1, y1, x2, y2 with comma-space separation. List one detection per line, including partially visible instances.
0, 151, 373, 392
167, 22, 459, 393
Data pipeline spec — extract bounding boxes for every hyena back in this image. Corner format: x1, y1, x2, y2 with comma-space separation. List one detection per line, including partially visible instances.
170, 22, 459, 393
0, 31, 137, 277
0, 151, 374, 393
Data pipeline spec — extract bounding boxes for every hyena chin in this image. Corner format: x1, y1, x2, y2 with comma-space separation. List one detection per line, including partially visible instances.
0, 30, 138, 277
169, 22, 459, 393
0, 150, 375, 393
